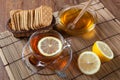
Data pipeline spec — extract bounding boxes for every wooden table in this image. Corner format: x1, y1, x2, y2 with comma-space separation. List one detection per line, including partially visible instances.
0, 0, 120, 80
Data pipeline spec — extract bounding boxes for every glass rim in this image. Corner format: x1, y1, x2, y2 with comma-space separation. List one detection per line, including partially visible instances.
22, 41, 73, 75
58, 4, 97, 26
29, 30, 65, 43
28, 29, 68, 56
57, 4, 97, 35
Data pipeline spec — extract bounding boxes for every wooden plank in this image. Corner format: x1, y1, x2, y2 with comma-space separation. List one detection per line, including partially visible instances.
0, 1, 120, 80
101, 69, 120, 80
0, 33, 25, 61
96, 9, 114, 23
95, 56, 120, 79
66, 54, 83, 77
95, 20, 120, 39
92, 7, 115, 24
75, 74, 98, 80
0, 31, 12, 39
104, 8, 115, 19
7, 44, 20, 61
97, 9, 114, 21
9, 34, 20, 42
66, 19, 120, 53
100, 0, 120, 19
32, 74, 61, 80
66, 29, 103, 52
0, 35, 11, 48
0, 0, 120, 33
2, 47, 13, 63
14, 60, 32, 80
7, 38, 25, 61
107, 20, 120, 33
72, 35, 120, 79
105, 35, 120, 56
115, 19, 120, 26
0, 34, 23, 80
5, 66, 15, 80
22, 52, 77, 80
1, 19, 119, 80
0, 49, 8, 65
80, 1, 102, 11
1, 46, 22, 80
96, 10, 106, 23
0, 0, 6, 32
9, 38, 25, 59
71, 52, 120, 80
25, 74, 59, 80
8, 63, 22, 80
90, 2, 104, 10
81, 0, 100, 5
0, 35, 20, 48
0, 47, 22, 80
0, 49, 10, 80
9, 36, 32, 79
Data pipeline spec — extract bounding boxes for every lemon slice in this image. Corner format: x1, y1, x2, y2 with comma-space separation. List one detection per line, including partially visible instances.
78, 51, 101, 75
37, 36, 63, 56
92, 41, 114, 62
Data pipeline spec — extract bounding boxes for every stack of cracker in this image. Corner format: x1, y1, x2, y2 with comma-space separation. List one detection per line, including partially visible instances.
10, 5, 53, 31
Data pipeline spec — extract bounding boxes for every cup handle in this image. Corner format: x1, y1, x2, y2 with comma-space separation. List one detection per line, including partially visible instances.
62, 40, 73, 71
54, 40, 72, 78
63, 40, 71, 49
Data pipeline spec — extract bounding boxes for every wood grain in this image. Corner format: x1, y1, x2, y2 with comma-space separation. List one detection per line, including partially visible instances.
100, 0, 120, 19
0, 0, 120, 80
0, 0, 120, 32
1, 17, 120, 80
0, 53, 9, 80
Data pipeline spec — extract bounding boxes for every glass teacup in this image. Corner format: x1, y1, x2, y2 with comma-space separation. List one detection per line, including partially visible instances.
56, 4, 97, 36
22, 30, 72, 75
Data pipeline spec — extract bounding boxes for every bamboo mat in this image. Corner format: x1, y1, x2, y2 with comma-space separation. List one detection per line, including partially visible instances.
0, 0, 120, 80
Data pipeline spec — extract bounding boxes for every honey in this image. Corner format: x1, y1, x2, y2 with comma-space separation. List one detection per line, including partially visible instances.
57, 8, 96, 35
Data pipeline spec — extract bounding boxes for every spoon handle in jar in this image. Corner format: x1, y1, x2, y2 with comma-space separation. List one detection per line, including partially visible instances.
73, 0, 93, 24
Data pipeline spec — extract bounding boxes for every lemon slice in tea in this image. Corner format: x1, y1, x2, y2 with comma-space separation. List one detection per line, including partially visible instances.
78, 51, 101, 75
92, 41, 114, 62
37, 36, 63, 56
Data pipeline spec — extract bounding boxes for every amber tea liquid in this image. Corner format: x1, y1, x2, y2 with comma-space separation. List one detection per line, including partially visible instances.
57, 8, 96, 35
29, 31, 69, 70
29, 33, 61, 63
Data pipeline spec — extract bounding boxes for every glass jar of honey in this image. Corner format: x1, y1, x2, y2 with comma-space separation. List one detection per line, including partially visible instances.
56, 4, 97, 36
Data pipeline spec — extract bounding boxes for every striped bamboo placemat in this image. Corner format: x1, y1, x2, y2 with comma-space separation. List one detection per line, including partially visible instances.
0, 0, 120, 80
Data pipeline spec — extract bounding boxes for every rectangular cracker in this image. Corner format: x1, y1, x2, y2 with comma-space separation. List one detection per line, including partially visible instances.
16, 12, 20, 31
27, 10, 30, 30
34, 9, 39, 29
40, 5, 52, 27
20, 11, 24, 30
23, 11, 29, 31
10, 10, 21, 31
30, 10, 34, 30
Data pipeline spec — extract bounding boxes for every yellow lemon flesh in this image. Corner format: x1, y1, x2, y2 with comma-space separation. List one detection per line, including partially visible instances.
92, 41, 114, 62
78, 51, 101, 75
37, 36, 63, 57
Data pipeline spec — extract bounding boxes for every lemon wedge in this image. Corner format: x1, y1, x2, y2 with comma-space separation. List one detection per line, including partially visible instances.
78, 51, 101, 75
37, 36, 63, 57
92, 41, 114, 62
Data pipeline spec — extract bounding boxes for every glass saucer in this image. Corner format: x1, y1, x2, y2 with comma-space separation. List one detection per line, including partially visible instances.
22, 41, 72, 75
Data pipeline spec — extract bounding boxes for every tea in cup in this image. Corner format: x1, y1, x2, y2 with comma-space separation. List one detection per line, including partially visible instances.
22, 30, 72, 72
